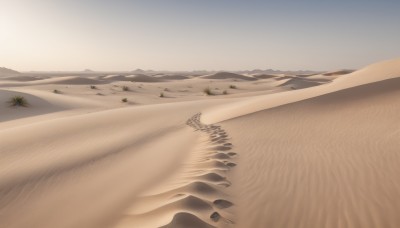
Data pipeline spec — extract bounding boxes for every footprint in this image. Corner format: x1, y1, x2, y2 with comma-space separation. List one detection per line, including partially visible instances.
218, 182, 231, 187
199, 173, 226, 182
213, 146, 231, 151
227, 152, 237, 157
210, 211, 221, 222
212, 153, 231, 159
213, 199, 234, 209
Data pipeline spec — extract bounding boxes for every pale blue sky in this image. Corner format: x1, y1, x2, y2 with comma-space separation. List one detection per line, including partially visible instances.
0, 0, 399, 71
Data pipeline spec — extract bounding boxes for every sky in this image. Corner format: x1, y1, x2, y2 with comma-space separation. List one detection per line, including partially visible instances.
0, 0, 399, 71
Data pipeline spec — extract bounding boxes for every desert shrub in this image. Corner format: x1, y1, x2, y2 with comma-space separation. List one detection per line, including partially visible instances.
90, 85, 97, 89
204, 87, 213, 95
229, 85, 237, 89
122, 86, 129, 91
8, 96, 28, 107
53, 89, 61, 94
223, 90, 228, 95
121, 98, 128, 102
160, 92, 164, 98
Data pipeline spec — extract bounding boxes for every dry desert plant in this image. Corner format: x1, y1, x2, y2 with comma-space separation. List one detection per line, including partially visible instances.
204, 87, 214, 95
8, 96, 28, 107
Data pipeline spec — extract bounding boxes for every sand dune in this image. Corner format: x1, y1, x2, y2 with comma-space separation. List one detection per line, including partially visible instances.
0, 76, 105, 87
0, 103, 206, 228
0, 75, 46, 81
201, 58, 400, 124
274, 75, 294, 80
44, 76, 104, 85
278, 77, 323, 89
202, 72, 257, 81
323, 69, 354, 76
0, 67, 20, 76
252, 74, 277, 79
128, 74, 165, 82
102, 75, 133, 81
156, 75, 190, 80
0, 58, 399, 228
0, 89, 61, 122
102, 74, 167, 82
221, 77, 400, 227
303, 74, 337, 82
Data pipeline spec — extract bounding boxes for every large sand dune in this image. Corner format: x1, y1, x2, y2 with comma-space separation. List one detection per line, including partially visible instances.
0, 58, 399, 228
220, 77, 400, 227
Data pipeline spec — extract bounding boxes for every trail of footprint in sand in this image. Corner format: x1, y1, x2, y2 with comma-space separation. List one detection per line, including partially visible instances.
114, 113, 237, 228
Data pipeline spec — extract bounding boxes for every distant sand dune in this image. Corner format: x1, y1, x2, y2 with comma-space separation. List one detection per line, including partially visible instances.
323, 69, 354, 76
50, 76, 103, 85
201, 58, 400, 124
202, 72, 258, 81
253, 74, 277, 79
274, 75, 294, 80
102, 75, 132, 81
156, 75, 190, 80
0, 75, 47, 81
0, 76, 105, 87
278, 77, 322, 89
128, 74, 165, 82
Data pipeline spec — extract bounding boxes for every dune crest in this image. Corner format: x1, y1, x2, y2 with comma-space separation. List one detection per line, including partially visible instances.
201, 58, 400, 124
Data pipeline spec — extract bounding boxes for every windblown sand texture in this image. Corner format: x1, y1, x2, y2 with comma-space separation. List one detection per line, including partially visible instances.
0, 58, 399, 227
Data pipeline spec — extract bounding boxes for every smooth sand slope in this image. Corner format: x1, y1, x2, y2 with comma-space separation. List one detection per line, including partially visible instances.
211, 59, 400, 227
0, 102, 214, 228
221, 78, 400, 227
0, 58, 399, 228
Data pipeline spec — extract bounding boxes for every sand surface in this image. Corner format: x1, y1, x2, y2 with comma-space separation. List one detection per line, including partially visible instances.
0, 58, 399, 227
221, 78, 400, 228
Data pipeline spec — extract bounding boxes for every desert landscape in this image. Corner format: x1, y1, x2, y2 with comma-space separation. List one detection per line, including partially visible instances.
1, 1, 400, 227
0, 57, 399, 228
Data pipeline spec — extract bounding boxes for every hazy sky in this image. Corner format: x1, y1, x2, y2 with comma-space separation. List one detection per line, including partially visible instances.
0, 0, 399, 71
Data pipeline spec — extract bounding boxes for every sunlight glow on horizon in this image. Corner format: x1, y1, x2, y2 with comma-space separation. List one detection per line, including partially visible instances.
0, 0, 399, 71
